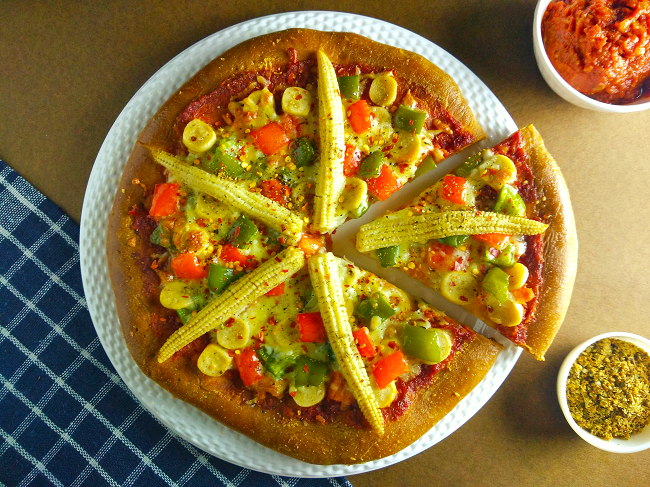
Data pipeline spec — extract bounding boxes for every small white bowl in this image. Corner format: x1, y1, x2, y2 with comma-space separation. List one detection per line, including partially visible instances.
557, 332, 650, 453
533, 0, 650, 112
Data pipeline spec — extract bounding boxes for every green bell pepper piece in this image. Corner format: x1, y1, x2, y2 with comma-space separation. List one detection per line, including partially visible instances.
483, 243, 516, 268
493, 185, 526, 217
227, 214, 258, 247
355, 292, 396, 323
291, 137, 315, 167
392, 105, 426, 135
349, 195, 369, 219
258, 346, 297, 380
454, 153, 483, 178
337, 75, 361, 99
294, 355, 328, 387
482, 267, 510, 304
437, 235, 469, 248
208, 149, 246, 179
208, 264, 243, 294
359, 151, 384, 179
376, 245, 399, 268
150, 223, 174, 249
402, 325, 450, 364
176, 292, 207, 324
414, 155, 437, 178
301, 285, 319, 312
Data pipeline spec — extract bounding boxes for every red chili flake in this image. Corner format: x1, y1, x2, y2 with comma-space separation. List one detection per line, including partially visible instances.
388, 341, 398, 350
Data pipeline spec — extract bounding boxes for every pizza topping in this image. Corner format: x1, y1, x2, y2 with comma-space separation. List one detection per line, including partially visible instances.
234, 348, 265, 386
494, 184, 526, 217
441, 174, 469, 205
157, 246, 305, 362
356, 210, 548, 252
308, 252, 384, 434
313, 50, 346, 233
281, 86, 312, 117
439, 271, 478, 305
348, 100, 373, 134
485, 295, 525, 327
290, 137, 316, 168
182, 119, 217, 153
207, 264, 243, 294
372, 351, 409, 390
369, 73, 398, 107
298, 312, 328, 343
392, 105, 427, 135
171, 252, 208, 280
402, 325, 453, 364
197, 343, 232, 377
504, 262, 529, 290
376, 245, 399, 268
149, 148, 304, 243
217, 318, 250, 349
290, 383, 328, 408
250, 122, 291, 155
149, 183, 181, 217
353, 326, 377, 358
337, 74, 361, 100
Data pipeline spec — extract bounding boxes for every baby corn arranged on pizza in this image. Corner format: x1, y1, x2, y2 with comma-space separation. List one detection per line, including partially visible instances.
109, 29, 575, 465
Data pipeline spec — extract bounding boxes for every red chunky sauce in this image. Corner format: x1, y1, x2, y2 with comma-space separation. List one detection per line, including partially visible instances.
492, 131, 544, 348
542, 0, 650, 104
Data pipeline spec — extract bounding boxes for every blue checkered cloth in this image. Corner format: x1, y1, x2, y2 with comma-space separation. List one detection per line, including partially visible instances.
0, 160, 353, 487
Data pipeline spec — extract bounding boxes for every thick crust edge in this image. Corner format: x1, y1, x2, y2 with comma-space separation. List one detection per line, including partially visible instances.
519, 124, 578, 360
149, 332, 501, 465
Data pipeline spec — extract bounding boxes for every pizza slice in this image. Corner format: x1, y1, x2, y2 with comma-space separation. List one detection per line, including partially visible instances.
151, 250, 501, 465
356, 125, 578, 360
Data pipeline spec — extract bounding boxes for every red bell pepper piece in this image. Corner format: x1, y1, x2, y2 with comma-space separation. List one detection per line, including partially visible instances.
149, 183, 180, 217
265, 282, 285, 296
279, 113, 299, 139
472, 233, 511, 247
372, 350, 409, 389
427, 241, 468, 272
260, 179, 290, 206
234, 348, 264, 386
347, 100, 372, 134
298, 312, 327, 343
250, 122, 290, 155
298, 234, 326, 256
170, 252, 208, 280
366, 164, 402, 201
343, 143, 362, 176
219, 243, 254, 268
441, 174, 468, 205
352, 327, 376, 358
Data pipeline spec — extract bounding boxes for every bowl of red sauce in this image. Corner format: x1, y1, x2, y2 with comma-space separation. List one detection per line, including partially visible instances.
533, 0, 650, 112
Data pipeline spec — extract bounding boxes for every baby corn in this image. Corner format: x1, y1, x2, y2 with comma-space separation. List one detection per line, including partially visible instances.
149, 148, 304, 243
313, 50, 346, 233
157, 247, 305, 363
356, 210, 548, 252
308, 253, 384, 435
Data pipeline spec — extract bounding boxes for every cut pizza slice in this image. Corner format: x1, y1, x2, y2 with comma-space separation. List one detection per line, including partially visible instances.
356, 125, 578, 360
154, 250, 501, 464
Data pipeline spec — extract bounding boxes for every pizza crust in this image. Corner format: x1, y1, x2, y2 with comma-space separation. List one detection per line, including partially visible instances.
520, 125, 578, 360
106, 28, 494, 465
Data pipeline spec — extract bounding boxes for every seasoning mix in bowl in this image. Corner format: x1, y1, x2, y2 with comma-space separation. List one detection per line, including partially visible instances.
557, 332, 650, 452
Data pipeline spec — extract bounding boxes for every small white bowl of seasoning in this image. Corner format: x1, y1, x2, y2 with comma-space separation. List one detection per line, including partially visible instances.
557, 332, 650, 453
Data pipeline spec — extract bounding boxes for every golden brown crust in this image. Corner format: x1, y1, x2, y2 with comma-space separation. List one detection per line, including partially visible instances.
106, 28, 492, 465
148, 330, 501, 465
520, 124, 578, 360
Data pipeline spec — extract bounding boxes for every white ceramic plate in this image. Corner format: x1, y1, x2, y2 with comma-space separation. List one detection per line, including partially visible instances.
80, 11, 521, 478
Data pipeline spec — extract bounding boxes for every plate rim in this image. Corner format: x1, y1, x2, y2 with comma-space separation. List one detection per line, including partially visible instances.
80, 10, 521, 478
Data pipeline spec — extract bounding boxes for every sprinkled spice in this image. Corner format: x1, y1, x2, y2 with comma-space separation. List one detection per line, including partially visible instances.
566, 338, 650, 440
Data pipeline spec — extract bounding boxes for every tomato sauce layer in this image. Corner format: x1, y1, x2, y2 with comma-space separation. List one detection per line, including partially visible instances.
542, 0, 650, 104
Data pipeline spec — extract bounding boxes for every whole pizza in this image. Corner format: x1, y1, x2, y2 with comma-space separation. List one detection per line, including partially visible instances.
106, 28, 577, 465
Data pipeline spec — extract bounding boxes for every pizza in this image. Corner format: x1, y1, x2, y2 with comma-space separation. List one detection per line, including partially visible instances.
106, 28, 571, 466
356, 125, 578, 360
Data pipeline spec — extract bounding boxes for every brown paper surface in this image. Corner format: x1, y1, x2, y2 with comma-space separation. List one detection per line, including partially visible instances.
2, 1, 648, 485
